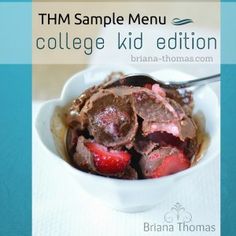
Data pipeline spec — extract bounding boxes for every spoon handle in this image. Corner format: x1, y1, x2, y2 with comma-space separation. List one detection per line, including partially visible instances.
169, 73, 220, 89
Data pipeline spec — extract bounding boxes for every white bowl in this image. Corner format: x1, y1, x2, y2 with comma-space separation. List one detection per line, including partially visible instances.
35, 65, 220, 212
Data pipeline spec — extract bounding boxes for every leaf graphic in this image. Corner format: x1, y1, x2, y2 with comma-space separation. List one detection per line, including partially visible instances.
164, 203, 192, 223
164, 211, 175, 223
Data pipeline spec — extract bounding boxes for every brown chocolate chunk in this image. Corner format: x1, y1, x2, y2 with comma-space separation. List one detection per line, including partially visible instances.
81, 90, 138, 147
120, 166, 138, 180
73, 136, 95, 172
139, 146, 180, 178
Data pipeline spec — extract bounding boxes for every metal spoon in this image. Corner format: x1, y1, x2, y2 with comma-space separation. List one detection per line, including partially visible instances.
106, 73, 220, 89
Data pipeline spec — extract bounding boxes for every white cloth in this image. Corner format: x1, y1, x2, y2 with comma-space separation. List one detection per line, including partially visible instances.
33, 83, 220, 236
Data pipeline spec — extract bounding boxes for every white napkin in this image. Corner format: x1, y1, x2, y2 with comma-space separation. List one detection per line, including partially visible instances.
33, 89, 220, 236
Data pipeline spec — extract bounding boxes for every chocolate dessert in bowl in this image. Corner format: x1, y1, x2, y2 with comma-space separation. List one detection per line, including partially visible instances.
65, 72, 200, 180
36, 66, 219, 212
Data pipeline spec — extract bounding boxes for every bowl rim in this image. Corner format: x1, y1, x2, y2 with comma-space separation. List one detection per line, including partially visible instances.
35, 66, 220, 185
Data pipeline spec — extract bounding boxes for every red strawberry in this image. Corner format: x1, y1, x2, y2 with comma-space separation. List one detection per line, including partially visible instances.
85, 142, 131, 174
154, 151, 190, 178
151, 84, 166, 97
140, 146, 190, 178
144, 83, 166, 97
144, 83, 153, 90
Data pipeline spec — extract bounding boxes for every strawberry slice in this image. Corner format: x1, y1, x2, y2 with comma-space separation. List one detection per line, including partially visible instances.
144, 83, 153, 90
140, 146, 190, 178
154, 151, 190, 178
152, 84, 166, 97
85, 142, 131, 174
144, 83, 166, 97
